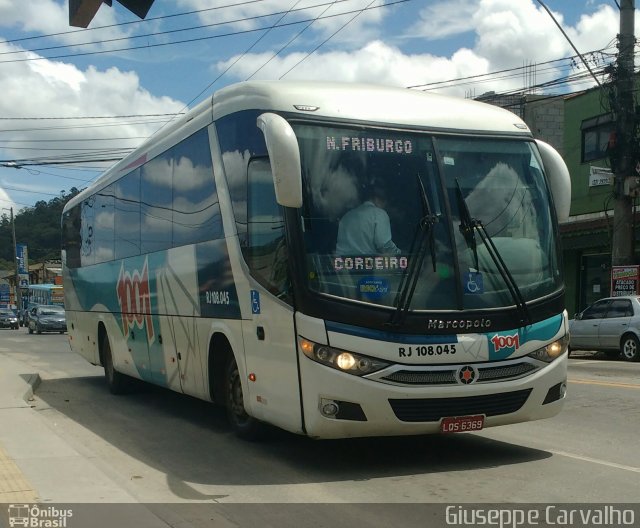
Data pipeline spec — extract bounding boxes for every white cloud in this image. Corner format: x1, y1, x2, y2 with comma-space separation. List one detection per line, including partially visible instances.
0, 40, 185, 205
0, 186, 19, 213
216, 0, 621, 96
217, 40, 488, 96
177, 0, 384, 44
408, 0, 480, 40
0, 0, 136, 53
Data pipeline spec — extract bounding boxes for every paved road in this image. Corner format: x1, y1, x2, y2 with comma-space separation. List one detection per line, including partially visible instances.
1, 330, 639, 525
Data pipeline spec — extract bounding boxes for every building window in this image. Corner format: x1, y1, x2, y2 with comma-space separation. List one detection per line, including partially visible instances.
581, 114, 614, 163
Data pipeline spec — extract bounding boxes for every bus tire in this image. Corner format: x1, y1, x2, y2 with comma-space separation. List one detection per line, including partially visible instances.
225, 355, 263, 440
102, 332, 132, 394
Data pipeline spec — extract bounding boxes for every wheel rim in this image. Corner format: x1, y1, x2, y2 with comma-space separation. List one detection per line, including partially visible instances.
622, 338, 637, 359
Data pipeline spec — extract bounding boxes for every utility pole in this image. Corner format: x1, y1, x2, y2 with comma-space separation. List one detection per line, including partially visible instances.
9, 207, 22, 311
611, 0, 636, 266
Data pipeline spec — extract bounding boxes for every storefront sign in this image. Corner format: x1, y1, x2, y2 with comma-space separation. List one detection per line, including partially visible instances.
589, 166, 613, 187
16, 243, 29, 287
611, 265, 640, 296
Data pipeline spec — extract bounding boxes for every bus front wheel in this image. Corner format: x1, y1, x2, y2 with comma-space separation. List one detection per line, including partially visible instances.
102, 333, 132, 394
225, 356, 263, 440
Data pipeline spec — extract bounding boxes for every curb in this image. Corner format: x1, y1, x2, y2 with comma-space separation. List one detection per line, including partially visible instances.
19, 373, 41, 403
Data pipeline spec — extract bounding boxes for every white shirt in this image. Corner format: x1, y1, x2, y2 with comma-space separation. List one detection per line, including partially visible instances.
336, 201, 401, 255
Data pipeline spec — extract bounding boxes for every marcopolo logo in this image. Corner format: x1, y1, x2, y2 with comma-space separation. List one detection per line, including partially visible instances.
7, 505, 73, 528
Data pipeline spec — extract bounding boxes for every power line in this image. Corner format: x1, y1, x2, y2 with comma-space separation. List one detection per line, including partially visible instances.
246, 0, 340, 81
3, 0, 269, 44
0, 118, 171, 134
0, 114, 181, 120
0, 0, 353, 58
408, 47, 613, 90
280, 0, 385, 78
0, 2, 404, 64
534, 0, 602, 87
0, 137, 147, 143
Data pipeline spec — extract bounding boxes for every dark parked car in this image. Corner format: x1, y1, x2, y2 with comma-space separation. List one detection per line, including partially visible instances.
28, 305, 67, 334
569, 295, 640, 361
0, 308, 19, 330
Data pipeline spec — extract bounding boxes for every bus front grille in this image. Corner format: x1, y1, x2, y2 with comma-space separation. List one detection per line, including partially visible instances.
380, 361, 539, 386
388, 388, 532, 422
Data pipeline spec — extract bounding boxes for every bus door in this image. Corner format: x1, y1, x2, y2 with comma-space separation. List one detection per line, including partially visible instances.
240, 158, 303, 433
154, 250, 208, 399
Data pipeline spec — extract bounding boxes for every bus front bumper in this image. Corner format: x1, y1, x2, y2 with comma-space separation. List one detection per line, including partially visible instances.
298, 353, 567, 439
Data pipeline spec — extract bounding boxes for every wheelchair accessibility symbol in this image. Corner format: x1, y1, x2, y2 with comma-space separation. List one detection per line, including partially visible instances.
251, 290, 261, 314
464, 272, 484, 294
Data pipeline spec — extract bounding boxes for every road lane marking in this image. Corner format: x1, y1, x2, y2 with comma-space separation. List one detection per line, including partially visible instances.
569, 378, 640, 389
549, 450, 640, 474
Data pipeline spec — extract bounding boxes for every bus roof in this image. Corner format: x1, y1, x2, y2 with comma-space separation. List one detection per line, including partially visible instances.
64, 81, 531, 212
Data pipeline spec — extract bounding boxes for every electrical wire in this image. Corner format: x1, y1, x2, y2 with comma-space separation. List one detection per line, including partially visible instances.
3, 0, 269, 44
0, 2, 400, 64
279, 0, 382, 78
0, 0, 353, 58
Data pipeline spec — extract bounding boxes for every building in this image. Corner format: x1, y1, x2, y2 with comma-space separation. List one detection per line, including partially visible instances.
478, 86, 626, 317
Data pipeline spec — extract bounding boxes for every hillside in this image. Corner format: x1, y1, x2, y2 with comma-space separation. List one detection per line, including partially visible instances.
0, 188, 83, 270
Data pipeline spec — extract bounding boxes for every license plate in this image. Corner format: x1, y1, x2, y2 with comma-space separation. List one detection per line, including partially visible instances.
440, 415, 484, 433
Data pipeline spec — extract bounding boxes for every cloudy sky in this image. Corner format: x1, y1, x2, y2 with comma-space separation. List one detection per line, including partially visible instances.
0, 0, 628, 212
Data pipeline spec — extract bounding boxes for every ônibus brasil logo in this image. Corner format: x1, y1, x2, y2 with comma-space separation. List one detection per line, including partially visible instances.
7, 504, 72, 528
116, 259, 155, 344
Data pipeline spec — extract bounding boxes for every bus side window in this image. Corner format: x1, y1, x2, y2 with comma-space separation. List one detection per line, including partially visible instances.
246, 157, 290, 301
62, 206, 82, 268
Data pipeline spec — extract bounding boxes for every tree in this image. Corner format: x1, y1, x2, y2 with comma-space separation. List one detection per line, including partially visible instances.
0, 188, 84, 269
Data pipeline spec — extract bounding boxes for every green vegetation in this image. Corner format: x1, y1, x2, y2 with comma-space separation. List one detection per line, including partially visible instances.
0, 188, 83, 270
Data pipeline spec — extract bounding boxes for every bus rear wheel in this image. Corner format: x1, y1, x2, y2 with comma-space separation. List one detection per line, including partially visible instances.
225, 355, 263, 440
102, 332, 132, 394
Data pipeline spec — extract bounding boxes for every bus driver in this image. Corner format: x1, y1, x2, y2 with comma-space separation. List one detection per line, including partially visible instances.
335, 184, 402, 256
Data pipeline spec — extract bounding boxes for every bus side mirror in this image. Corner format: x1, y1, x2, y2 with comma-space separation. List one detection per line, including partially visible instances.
536, 139, 571, 222
257, 112, 302, 208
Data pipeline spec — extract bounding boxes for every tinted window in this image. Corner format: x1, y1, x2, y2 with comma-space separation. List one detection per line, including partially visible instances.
94, 184, 115, 263
141, 150, 173, 254
606, 299, 634, 318
216, 110, 270, 247
246, 158, 289, 298
115, 169, 141, 259
62, 206, 81, 268
582, 300, 610, 320
172, 128, 221, 246
80, 196, 96, 267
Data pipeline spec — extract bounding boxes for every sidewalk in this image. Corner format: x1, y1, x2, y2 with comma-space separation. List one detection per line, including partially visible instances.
0, 355, 39, 503
0, 352, 135, 503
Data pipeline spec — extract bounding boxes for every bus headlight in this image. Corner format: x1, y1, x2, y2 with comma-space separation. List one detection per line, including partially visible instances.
299, 337, 389, 376
528, 334, 570, 363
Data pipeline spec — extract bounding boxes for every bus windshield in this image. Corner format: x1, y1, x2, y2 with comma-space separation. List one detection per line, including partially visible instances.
294, 123, 562, 312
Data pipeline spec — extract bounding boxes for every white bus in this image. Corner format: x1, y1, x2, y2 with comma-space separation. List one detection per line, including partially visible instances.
62, 81, 571, 439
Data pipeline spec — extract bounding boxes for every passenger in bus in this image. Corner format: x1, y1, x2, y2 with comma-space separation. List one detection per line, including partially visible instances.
335, 185, 402, 256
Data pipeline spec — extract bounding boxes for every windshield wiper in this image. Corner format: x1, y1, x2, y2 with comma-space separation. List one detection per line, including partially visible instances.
455, 180, 532, 327
388, 173, 438, 327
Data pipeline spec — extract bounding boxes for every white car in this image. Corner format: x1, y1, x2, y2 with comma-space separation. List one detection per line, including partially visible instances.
569, 295, 640, 361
